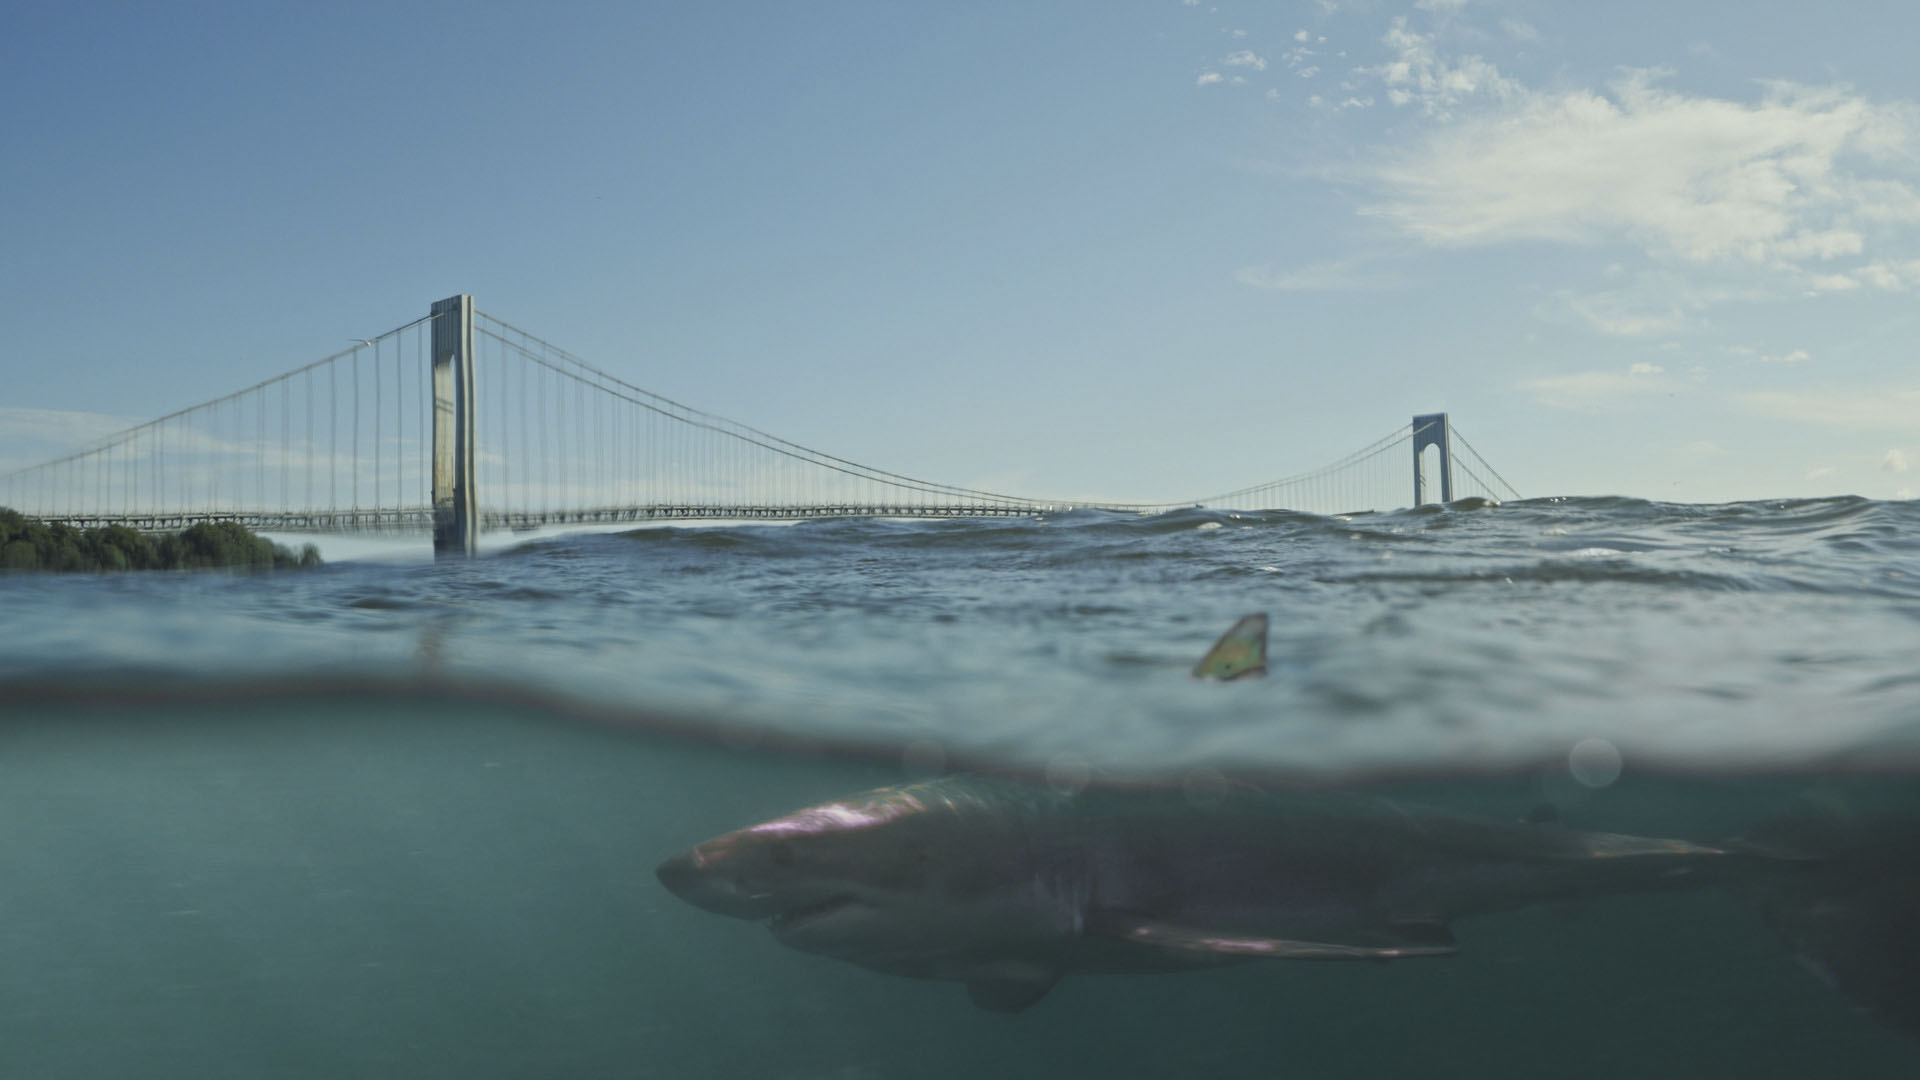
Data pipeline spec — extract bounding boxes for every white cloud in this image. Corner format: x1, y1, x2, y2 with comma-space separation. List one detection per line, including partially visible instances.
1887, 448, 1912, 472
1365, 73, 1920, 269
1776, 229, 1866, 260
1739, 387, 1920, 429
1539, 289, 1686, 337
1415, 0, 1470, 12
1519, 364, 1676, 410
1806, 272, 1864, 293
1807, 465, 1838, 479
1224, 50, 1267, 71
1502, 18, 1539, 43
1196, 72, 1224, 87
1727, 346, 1811, 364
1856, 262, 1906, 289
1338, 17, 1920, 324
1370, 18, 1517, 118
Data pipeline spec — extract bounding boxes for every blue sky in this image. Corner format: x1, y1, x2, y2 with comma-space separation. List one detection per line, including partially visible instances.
4, 0, 1917, 506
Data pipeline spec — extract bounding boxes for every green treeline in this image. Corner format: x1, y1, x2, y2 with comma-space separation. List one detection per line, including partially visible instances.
0, 508, 322, 572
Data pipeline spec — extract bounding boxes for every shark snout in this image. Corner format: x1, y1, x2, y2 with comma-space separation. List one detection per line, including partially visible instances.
656, 846, 785, 920
655, 850, 707, 902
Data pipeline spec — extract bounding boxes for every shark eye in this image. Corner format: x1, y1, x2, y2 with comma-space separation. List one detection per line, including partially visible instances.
769, 841, 795, 865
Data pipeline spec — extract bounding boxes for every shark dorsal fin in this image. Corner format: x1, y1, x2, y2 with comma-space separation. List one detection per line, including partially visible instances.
1191, 613, 1269, 681
1099, 917, 1457, 961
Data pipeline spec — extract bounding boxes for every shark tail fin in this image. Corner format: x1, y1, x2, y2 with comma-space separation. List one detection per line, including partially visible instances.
1741, 806, 1920, 1035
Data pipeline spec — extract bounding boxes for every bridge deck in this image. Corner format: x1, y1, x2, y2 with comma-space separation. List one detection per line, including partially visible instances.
30, 504, 1086, 534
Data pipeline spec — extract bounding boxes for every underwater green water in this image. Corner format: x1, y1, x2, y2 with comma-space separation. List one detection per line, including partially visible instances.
3, 499, 1918, 1075
0, 695, 1912, 1078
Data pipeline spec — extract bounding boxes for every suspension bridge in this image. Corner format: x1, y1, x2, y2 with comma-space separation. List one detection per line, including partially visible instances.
2, 295, 1521, 557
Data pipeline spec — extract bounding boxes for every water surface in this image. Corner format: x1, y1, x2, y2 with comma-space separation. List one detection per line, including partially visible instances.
3, 496, 1918, 1076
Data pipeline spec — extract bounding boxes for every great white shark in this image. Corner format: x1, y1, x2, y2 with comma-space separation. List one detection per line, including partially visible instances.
656, 774, 1920, 1026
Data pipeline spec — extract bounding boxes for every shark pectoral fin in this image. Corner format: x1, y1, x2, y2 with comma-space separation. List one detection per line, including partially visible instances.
1191, 613, 1269, 681
1102, 918, 1458, 962
965, 967, 1061, 1013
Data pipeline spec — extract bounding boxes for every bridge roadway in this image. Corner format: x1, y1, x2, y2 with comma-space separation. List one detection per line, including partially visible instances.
35, 503, 1084, 534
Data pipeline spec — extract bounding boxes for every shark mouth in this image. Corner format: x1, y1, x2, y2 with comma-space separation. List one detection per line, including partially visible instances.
769, 896, 861, 934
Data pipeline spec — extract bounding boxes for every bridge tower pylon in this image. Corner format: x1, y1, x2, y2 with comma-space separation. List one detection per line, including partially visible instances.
1412, 412, 1452, 507
431, 294, 478, 558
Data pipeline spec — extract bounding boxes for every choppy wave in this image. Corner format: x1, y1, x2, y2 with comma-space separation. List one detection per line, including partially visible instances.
2, 496, 1918, 777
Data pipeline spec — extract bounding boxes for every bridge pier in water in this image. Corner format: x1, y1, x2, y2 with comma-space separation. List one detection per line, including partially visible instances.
431, 294, 478, 558
1412, 412, 1453, 507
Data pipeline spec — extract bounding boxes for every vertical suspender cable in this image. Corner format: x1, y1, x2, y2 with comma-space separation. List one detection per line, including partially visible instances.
330, 360, 337, 516
352, 347, 360, 513
374, 339, 382, 518
395, 328, 403, 515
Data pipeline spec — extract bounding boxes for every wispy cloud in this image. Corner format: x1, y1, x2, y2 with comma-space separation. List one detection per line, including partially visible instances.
0, 407, 145, 453
1368, 17, 1518, 118
1365, 70, 1920, 265
1537, 289, 1688, 337
1501, 18, 1539, 43
1739, 387, 1920, 429
1332, 17, 1920, 325
1518, 363, 1677, 411
1886, 448, 1912, 473
1196, 71, 1224, 87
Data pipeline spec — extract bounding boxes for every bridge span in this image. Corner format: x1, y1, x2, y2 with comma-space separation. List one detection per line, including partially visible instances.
3, 295, 1520, 557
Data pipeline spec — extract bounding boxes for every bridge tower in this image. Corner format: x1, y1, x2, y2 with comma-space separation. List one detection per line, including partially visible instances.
1412, 412, 1452, 507
431, 294, 478, 558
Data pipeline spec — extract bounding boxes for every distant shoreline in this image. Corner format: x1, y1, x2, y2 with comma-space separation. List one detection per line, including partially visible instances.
0, 508, 321, 571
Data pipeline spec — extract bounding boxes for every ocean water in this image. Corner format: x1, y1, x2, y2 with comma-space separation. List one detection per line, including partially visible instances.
3, 496, 1918, 1077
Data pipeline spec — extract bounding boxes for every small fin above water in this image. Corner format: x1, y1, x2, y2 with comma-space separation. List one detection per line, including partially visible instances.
966, 969, 1060, 1013
1099, 916, 1458, 961
1191, 613, 1268, 681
